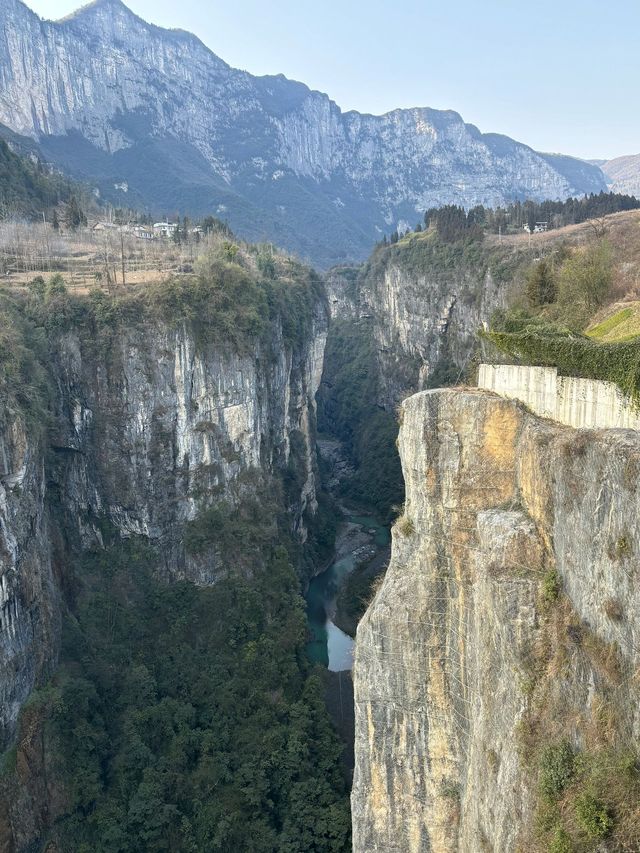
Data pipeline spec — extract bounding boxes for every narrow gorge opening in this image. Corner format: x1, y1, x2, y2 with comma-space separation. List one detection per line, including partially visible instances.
304, 307, 405, 666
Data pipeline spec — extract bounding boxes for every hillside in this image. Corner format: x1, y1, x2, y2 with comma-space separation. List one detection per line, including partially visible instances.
601, 154, 640, 196
0, 134, 77, 217
0, 0, 606, 267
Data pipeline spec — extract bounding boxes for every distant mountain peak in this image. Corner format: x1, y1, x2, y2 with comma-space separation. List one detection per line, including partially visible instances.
600, 154, 640, 197
54, 0, 216, 54
1, 0, 608, 267
57, 0, 132, 20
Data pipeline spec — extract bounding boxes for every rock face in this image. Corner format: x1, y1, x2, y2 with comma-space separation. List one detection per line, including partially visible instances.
352, 388, 640, 851
0, 411, 59, 752
0, 304, 327, 747
0, 0, 606, 267
327, 241, 510, 409
363, 260, 504, 406
601, 153, 640, 197
50, 315, 327, 578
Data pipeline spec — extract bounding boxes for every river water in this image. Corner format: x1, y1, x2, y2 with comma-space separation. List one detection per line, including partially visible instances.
306, 514, 389, 672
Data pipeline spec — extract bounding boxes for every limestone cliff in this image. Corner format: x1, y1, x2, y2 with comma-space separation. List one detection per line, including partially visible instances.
0, 410, 59, 752
0, 289, 327, 749
352, 388, 640, 852
327, 239, 513, 410
50, 314, 326, 578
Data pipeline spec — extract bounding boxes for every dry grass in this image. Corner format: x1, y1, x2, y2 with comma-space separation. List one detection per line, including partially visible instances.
516, 580, 640, 852
363, 571, 387, 610
603, 597, 625, 622
394, 515, 415, 537
0, 220, 239, 292
582, 634, 624, 685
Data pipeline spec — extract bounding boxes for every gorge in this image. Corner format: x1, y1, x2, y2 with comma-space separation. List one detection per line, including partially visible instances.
0, 208, 514, 848
1, 193, 640, 850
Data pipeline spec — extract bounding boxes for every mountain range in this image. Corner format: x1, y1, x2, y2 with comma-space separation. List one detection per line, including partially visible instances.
0, 0, 610, 265
598, 154, 640, 197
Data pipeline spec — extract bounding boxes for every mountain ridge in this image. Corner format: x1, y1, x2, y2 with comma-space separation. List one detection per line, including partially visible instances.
600, 153, 640, 197
0, 0, 608, 265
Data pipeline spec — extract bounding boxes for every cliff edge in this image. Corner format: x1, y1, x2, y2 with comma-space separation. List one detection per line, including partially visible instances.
352, 388, 640, 852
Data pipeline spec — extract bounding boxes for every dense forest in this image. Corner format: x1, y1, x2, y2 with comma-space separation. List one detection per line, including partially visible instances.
32, 536, 351, 852
383, 192, 640, 245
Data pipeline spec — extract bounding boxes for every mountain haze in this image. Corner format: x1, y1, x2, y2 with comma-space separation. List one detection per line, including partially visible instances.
0, 0, 607, 265
600, 153, 640, 197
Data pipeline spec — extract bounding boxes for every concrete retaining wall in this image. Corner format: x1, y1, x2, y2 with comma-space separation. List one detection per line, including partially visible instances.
478, 364, 640, 430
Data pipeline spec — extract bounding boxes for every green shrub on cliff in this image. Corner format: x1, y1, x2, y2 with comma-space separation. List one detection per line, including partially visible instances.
539, 741, 575, 800
574, 793, 613, 840
0, 293, 49, 424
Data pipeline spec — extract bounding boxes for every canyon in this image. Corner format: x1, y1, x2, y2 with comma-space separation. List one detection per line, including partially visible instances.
1, 207, 640, 849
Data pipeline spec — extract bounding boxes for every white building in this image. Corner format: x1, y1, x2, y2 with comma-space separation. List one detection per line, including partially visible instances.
523, 221, 549, 234
153, 222, 178, 238
132, 225, 155, 240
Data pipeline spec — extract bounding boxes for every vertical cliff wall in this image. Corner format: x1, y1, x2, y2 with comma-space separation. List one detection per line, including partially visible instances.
50, 315, 327, 579
0, 288, 328, 749
0, 411, 59, 750
327, 237, 520, 410
352, 388, 640, 852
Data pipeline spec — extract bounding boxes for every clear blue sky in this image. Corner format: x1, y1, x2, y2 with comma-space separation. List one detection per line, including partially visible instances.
24, 0, 639, 160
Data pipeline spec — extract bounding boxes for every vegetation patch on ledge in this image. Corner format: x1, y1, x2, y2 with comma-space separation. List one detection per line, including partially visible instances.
516, 575, 640, 852
365, 228, 524, 286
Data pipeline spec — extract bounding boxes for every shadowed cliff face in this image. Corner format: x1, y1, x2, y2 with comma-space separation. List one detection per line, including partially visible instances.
326, 243, 509, 410
0, 305, 327, 749
352, 389, 640, 852
0, 412, 59, 751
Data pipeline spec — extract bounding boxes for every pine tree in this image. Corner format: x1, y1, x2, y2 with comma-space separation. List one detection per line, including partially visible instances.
64, 194, 86, 230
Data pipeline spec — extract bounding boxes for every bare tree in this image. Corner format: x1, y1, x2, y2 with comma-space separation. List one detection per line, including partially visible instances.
587, 216, 610, 239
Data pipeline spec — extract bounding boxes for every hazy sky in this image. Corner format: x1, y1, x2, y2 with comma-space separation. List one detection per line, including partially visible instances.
23, 0, 639, 160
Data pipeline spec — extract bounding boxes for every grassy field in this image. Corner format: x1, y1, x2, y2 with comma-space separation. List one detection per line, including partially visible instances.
587, 302, 640, 341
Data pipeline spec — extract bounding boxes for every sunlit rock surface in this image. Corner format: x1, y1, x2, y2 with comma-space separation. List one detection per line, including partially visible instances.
352, 388, 640, 851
